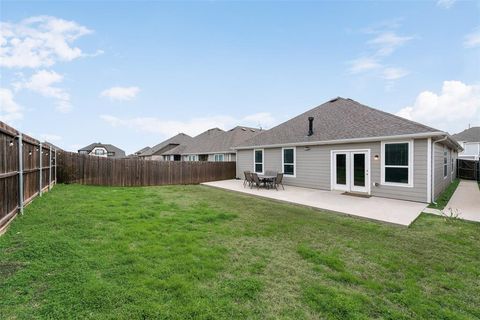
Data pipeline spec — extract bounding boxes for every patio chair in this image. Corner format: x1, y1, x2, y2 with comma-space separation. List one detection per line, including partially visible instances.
265, 170, 277, 176
251, 173, 262, 190
275, 173, 284, 190
243, 171, 252, 187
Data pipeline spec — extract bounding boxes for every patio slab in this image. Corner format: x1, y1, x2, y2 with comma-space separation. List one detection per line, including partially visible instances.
202, 179, 427, 226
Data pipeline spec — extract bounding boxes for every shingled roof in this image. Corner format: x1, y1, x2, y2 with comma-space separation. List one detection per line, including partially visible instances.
165, 126, 262, 155
236, 97, 445, 148
78, 143, 126, 158
139, 133, 192, 156
452, 127, 480, 142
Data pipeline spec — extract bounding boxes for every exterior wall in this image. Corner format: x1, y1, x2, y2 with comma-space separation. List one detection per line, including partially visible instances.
433, 142, 456, 200
237, 139, 430, 203
89, 147, 108, 158
458, 141, 480, 160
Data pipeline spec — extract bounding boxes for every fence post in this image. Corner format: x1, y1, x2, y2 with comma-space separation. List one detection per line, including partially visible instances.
48, 146, 52, 190
54, 148, 57, 184
39, 142, 43, 196
18, 133, 24, 215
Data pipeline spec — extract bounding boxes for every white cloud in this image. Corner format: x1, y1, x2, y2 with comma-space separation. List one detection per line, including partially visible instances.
436, 0, 456, 9
100, 112, 278, 137
0, 15, 93, 68
14, 70, 72, 113
382, 67, 410, 80
100, 86, 140, 101
396, 81, 480, 133
368, 32, 413, 57
0, 88, 23, 123
348, 57, 381, 74
463, 28, 480, 48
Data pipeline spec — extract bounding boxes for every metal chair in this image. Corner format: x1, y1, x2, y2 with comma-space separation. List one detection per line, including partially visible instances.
251, 173, 262, 189
275, 173, 284, 190
243, 171, 252, 187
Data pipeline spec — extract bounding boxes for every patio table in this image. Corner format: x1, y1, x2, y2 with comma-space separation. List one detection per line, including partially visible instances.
258, 175, 276, 189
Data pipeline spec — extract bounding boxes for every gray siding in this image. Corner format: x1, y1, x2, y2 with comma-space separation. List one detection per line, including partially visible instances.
237, 139, 430, 203
433, 143, 456, 200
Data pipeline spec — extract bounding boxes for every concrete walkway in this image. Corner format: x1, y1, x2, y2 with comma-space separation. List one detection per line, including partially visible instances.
445, 180, 480, 222
202, 179, 427, 226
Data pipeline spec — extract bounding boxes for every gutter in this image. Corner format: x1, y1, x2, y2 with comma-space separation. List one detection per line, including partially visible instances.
234, 131, 447, 150
431, 135, 448, 205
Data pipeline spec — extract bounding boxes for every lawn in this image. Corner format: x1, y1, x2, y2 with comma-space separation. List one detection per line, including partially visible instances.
428, 179, 460, 210
1, 184, 479, 319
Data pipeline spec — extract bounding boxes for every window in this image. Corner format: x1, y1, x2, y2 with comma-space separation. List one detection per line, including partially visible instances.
381, 141, 413, 187
187, 155, 197, 161
79, 150, 88, 154
94, 149, 105, 155
282, 148, 295, 176
107, 152, 115, 157
444, 147, 448, 178
214, 154, 224, 162
254, 149, 263, 173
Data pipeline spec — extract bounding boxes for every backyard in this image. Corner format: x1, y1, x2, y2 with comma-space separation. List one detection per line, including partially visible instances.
1, 184, 479, 319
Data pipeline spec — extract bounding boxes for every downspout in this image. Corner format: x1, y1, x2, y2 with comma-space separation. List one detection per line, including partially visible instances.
431, 135, 448, 205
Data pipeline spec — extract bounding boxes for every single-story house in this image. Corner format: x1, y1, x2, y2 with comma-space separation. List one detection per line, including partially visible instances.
452, 126, 480, 160
137, 133, 193, 161
78, 143, 126, 158
234, 97, 462, 203
164, 126, 262, 161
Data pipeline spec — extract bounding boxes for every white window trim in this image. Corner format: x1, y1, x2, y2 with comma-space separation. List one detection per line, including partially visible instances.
381, 140, 414, 188
253, 149, 264, 174
282, 147, 296, 177
214, 154, 224, 162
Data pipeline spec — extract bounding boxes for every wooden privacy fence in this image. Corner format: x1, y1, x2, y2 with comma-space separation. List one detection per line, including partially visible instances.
457, 159, 479, 181
57, 152, 236, 186
0, 121, 57, 232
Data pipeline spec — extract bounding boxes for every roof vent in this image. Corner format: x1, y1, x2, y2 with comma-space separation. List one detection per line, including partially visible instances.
308, 117, 314, 136
250, 129, 255, 132
329, 97, 339, 103
241, 127, 246, 131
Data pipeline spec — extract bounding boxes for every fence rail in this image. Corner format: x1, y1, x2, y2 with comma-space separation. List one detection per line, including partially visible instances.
0, 121, 57, 232
57, 152, 236, 186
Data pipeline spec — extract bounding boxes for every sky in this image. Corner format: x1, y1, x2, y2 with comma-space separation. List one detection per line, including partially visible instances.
1, 0, 479, 154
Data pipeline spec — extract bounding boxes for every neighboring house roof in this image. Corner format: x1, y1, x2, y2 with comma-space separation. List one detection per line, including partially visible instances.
139, 133, 192, 157
78, 143, 126, 158
452, 127, 480, 142
236, 97, 457, 148
165, 126, 262, 155
134, 146, 151, 155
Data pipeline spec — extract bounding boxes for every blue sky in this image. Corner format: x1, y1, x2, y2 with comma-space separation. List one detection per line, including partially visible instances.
1, 0, 479, 154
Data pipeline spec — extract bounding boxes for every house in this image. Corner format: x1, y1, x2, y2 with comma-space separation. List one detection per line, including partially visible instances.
133, 146, 151, 157
452, 127, 480, 160
138, 133, 193, 161
78, 143, 126, 158
234, 97, 462, 203
164, 126, 262, 161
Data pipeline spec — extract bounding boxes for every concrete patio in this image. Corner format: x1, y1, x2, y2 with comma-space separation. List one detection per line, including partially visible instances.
445, 180, 480, 222
202, 179, 427, 226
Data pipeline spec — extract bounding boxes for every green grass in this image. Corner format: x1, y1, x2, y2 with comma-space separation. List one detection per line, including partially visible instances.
428, 179, 460, 210
1, 184, 479, 319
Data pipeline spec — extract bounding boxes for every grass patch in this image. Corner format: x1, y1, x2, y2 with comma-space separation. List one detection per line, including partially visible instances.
0, 184, 479, 319
428, 178, 460, 209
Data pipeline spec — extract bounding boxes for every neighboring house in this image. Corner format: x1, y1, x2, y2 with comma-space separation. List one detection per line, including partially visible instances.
138, 133, 193, 161
235, 97, 462, 203
452, 127, 480, 160
132, 146, 151, 157
78, 143, 126, 158
164, 126, 262, 161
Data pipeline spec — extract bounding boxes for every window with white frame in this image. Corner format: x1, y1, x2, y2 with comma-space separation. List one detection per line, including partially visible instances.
444, 148, 448, 178
381, 141, 413, 186
94, 149, 106, 155
188, 155, 197, 161
214, 154, 224, 162
282, 148, 295, 176
254, 149, 263, 173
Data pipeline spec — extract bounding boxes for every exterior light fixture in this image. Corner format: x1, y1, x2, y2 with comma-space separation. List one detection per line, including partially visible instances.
9, 140, 14, 146
304, 146, 311, 151
28, 151, 32, 156
374, 155, 379, 160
